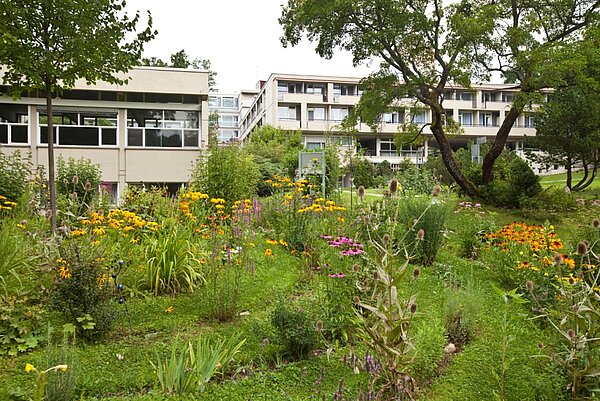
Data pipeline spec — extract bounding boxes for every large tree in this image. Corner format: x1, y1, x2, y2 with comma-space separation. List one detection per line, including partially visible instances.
280, 0, 600, 198
141, 49, 217, 90
0, 0, 155, 233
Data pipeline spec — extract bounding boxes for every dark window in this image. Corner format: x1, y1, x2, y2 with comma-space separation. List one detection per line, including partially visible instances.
184, 130, 198, 147
127, 92, 144, 102
102, 128, 117, 145
40, 126, 57, 144
59, 126, 99, 146
0, 126, 7, 143
127, 128, 143, 146
11, 126, 28, 143
100, 91, 117, 101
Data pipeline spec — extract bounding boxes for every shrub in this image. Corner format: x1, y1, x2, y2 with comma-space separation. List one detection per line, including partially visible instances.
411, 318, 446, 382
442, 291, 479, 346
50, 243, 116, 339
347, 156, 376, 188
0, 149, 31, 201
191, 146, 260, 203
271, 301, 317, 359
0, 292, 45, 355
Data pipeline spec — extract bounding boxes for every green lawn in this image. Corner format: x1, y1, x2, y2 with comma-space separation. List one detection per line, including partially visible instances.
540, 170, 600, 190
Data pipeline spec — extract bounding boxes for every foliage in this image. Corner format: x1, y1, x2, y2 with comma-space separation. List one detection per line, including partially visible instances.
56, 156, 102, 209
142, 49, 218, 90
279, 0, 600, 197
395, 161, 438, 195
44, 329, 78, 401
423, 149, 473, 187
346, 155, 376, 189
271, 300, 318, 359
0, 149, 31, 203
442, 291, 479, 347
144, 224, 203, 295
153, 334, 245, 395
120, 185, 176, 219
0, 224, 36, 295
50, 243, 116, 339
411, 318, 446, 382
0, 293, 45, 356
191, 146, 260, 203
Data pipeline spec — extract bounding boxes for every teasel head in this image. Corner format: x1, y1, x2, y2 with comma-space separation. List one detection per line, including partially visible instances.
382, 233, 390, 246
593, 218, 600, 229
577, 240, 589, 255
431, 185, 441, 197
316, 320, 324, 332
358, 185, 365, 198
416, 228, 425, 240
353, 263, 360, 273
389, 178, 398, 195
410, 303, 417, 314
526, 280, 534, 291
413, 267, 421, 279
84, 181, 92, 191
71, 175, 79, 185
553, 252, 563, 265
567, 329, 576, 339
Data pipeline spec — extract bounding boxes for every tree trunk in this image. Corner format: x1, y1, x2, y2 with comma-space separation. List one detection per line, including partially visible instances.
574, 153, 598, 191
429, 111, 479, 197
45, 79, 57, 233
482, 107, 520, 184
572, 158, 589, 190
566, 157, 572, 190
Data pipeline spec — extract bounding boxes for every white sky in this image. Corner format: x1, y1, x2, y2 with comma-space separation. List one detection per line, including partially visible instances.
124, 0, 376, 93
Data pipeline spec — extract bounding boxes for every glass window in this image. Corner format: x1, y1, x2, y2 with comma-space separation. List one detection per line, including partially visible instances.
221, 97, 238, 108
219, 115, 238, 127
208, 97, 221, 108
479, 112, 493, 126
102, 129, 117, 146
457, 91, 472, 101
412, 110, 427, 124
524, 115, 535, 128
306, 142, 324, 150
308, 107, 326, 121
331, 107, 349, 121
0, 103, 28, 144
459, 112, 473, 126
128, 129, 143, 146
380, 138, 397, 156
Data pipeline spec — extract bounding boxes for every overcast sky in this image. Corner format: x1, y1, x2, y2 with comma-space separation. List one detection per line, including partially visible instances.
124, 0, 376, 93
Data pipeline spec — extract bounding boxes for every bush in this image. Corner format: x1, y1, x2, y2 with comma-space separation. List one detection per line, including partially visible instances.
191, 146, 260, 203
347, 156, 376, 188
0, 149, 31, 201
50, 243, 116, 339
412, 318, 446, 382
271, 301, 317, 359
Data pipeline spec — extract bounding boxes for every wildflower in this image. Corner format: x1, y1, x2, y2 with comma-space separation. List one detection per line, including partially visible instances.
59, 265, 72, 279
264, 248, 273, 257
577, 240, 589, 255
567, 329, 576, 338
25, 363, 35, 373
165, 306, 174, 313
382, 234, 390, 246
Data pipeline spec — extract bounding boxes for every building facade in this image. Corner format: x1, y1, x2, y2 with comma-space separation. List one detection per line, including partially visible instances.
0, 67, 210, 196
209, 89, 259, 144
239, 73, 539, 170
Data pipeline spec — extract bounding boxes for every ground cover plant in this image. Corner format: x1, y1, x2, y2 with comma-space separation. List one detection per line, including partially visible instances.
2, 162, 600, 401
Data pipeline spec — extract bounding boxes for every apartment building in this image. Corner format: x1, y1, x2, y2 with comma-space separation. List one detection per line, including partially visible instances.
239, 73, 538, 169
209, 89, 258, 144
0, 67, 210, 196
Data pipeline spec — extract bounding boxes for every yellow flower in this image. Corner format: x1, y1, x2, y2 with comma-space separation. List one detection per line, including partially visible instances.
279, 239, 288, 247
264, 248, 273, 257
25, 363, 35, 373
165, 306, 174, 313
266, 239, 279, 245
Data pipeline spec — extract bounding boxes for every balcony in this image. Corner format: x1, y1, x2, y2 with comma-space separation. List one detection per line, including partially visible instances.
277, 118, 301, 130
278, 92, 327, 104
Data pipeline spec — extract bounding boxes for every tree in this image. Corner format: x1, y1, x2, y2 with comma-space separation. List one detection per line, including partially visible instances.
141, 49, 217, 90
0, 0, 155, 232
530, 87, 600, 190
280, 0, 600, 198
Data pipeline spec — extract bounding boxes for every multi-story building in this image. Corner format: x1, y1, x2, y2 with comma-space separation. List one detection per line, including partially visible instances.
209, 89, 260, 144
239, 73, 538, 170
0, 67, 210, 196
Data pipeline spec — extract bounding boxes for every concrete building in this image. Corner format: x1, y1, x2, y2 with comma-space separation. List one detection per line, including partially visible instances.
0, 67, 210, 196
208, 89, 259, 144
239, 73, 539, 170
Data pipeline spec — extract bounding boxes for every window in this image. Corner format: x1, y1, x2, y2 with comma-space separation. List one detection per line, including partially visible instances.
0, 104, 29, 144
208, 97, 221, 108
217, 129, 239, 143
330, 107, 349, 122
328, 136, 353, 146
305, 83, 325, 95
221, 97, 238, 108
380, 138, 397, 156
278, 106, 298, 120
306, 142, 325, 150
458, 111, 473, 126
502, 92, 515, 103
39, 108, 117, 146
456, 91, 472, 101
308, 107, 326, 121
383, 110, 404, 124
126, 109, 200, 148
479, 112, 493, 127
524, 114, 535, 128
333, 84, 355, 96
411, 110, 427, 124
219, 115, 238, 127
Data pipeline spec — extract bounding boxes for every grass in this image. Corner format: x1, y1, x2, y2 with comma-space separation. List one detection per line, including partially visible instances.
540, 170, 600, 190
1, 193, 598, 400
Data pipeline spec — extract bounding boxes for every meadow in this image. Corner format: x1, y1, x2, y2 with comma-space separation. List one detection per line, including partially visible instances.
1, 171, 599, 401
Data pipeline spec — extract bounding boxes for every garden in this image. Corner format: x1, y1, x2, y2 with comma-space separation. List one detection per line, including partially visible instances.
1, 145, 599, 401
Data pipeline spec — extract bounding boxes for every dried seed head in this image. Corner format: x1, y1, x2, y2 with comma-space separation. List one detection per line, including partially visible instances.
568, 276, 575, 286
567, 329, 576, 338
71, 175, 79, 185
372, 271, 378, 280
389, 179, 398, 194
553, 252, 563, 265
84, 181, 92, 191
526, 280, 534, 291
363, 214, 371, 225
316, 320, 324, 332
358, 185, 365, 198
71, 192, 78, 200
353, 296, 361, 305
353, 264, 360, 273
382, 234, 390, 246
416, 228, 425, 240
577, 240, 589, 255
410, 303, 417, 314
431, 185, 441, 196
19, 220, 27, 226
593, 218, 600, 229
413, 267, 421, 279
